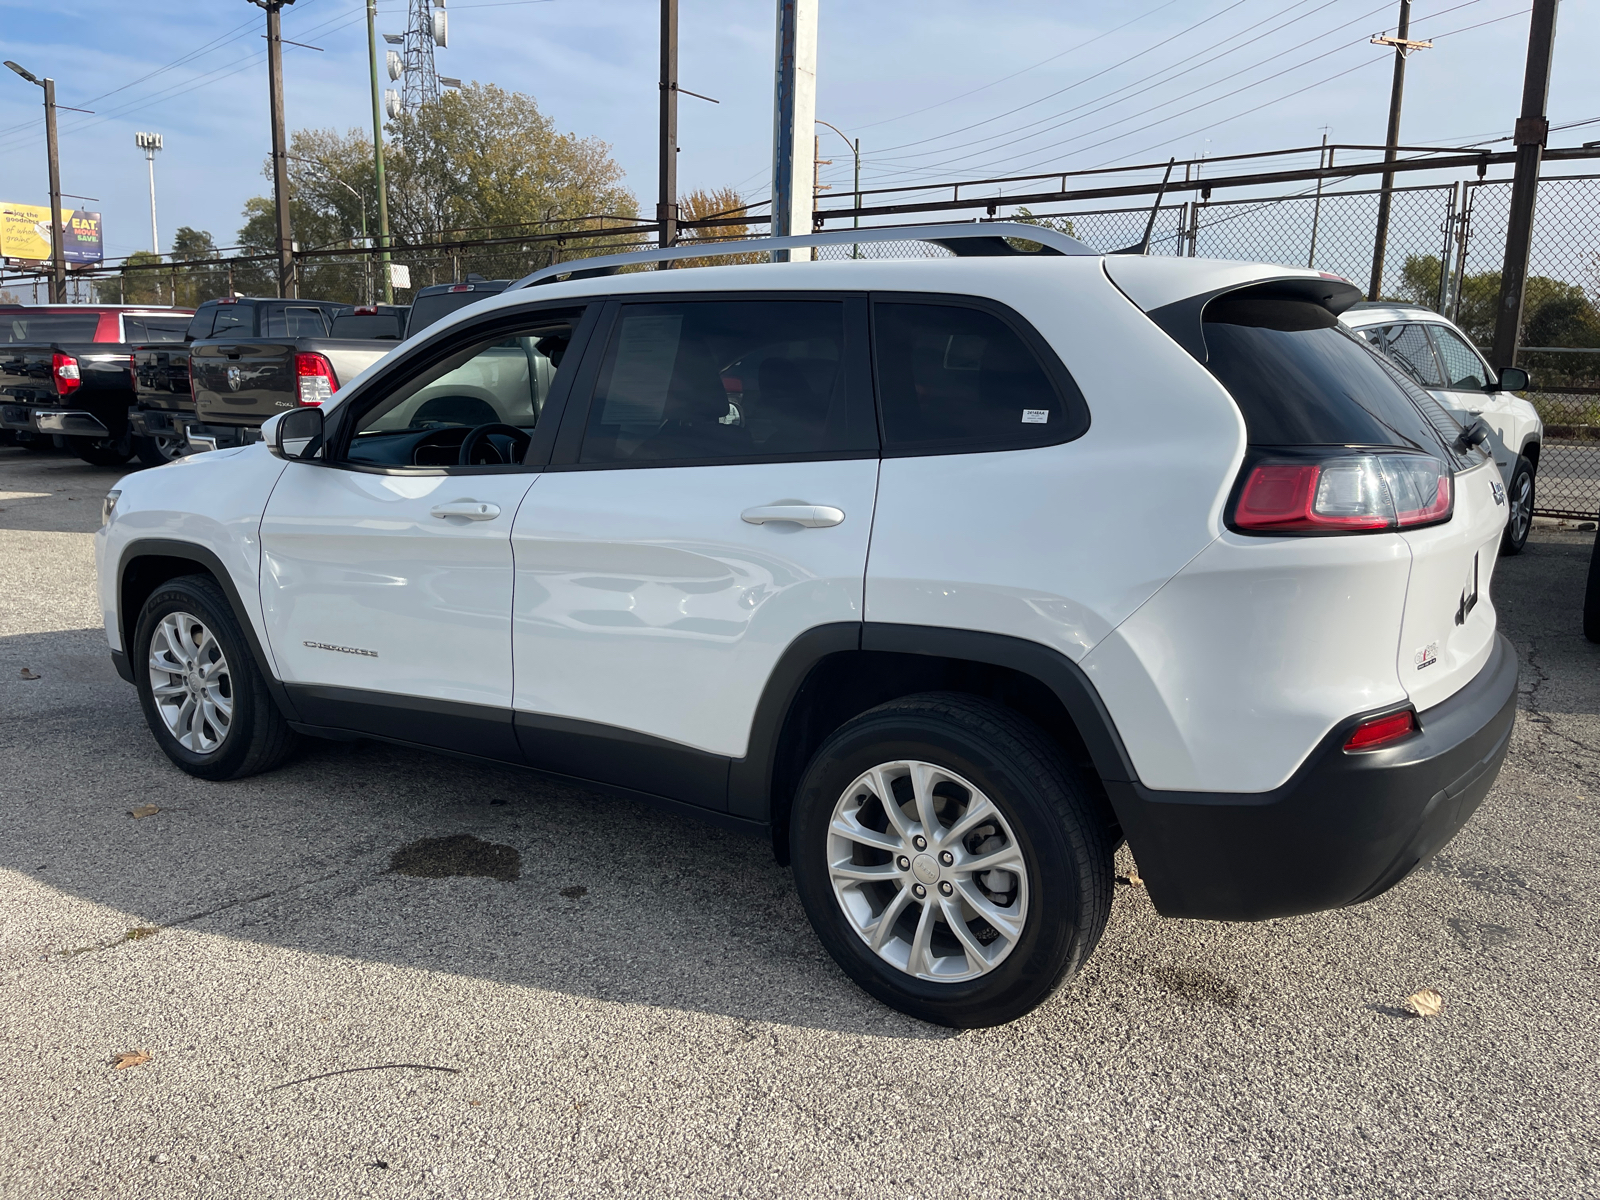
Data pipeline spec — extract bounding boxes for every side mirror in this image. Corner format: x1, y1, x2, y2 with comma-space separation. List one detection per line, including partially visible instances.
268, 406, 325, 461
1494, 366, 1530, 393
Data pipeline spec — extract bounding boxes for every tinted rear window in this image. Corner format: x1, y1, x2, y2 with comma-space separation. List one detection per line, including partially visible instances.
329, 313, 402, 339
209, 306, 251, 336
407, 289, 503, 337
262, 305, 331, 337
873, 301, 1085, 454
1203, 298, 1446, 454
123, 314, 191, 343
2, 313, 100, 343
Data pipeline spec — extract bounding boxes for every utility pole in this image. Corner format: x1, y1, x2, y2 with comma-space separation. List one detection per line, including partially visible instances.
252, 0, 298, 298
5, 61, 70, 302
659, 0, 678, 252
770, 0, 817, 262
1490, 0, 1560, 370
136, 132, 162, 263
367, 0, 394, 303
1367, 2, 1431, 300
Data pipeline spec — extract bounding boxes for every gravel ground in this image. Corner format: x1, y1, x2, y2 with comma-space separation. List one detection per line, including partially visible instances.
1, 445, 1597, 1199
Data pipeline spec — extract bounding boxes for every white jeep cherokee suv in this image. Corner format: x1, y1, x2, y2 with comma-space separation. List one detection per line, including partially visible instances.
1340, 302, 1542, 554
96, 225, 1518, 1027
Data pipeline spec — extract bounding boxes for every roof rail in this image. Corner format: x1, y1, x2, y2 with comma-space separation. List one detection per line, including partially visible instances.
510, 221, 1099, 290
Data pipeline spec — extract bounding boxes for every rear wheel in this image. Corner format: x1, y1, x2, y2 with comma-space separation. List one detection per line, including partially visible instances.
1500, 455, 1534, 556
69, 432, 134, 467
134, 432, 188, 467
133, 575, 299, 780
790, 693, 1113, 1027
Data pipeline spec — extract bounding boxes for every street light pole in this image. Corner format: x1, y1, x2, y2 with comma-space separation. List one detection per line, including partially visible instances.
367, 0, 394, 304
4, 60, 69, 302
816, 120, 858, 257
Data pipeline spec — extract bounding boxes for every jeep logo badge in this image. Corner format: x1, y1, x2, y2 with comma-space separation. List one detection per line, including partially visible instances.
226, 365, 242, 391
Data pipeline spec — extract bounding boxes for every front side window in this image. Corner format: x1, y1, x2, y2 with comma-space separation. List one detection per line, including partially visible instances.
346, 319, 574, 468
872, 301, 1079, 454
1360, 323, 1445, 387
580, 300, 858, 465
1428, 325, 1491, 390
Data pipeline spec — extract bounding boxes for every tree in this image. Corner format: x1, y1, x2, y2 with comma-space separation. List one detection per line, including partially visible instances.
170, 226, 228, 307
237, 86, 639, 302
677, 187, 758, 266
119, 250, 167, 305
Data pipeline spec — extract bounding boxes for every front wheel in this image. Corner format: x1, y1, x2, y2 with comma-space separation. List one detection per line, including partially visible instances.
133, 574, 299, 780
1500, 456, 1534, 556
790, 693, 1113, 1027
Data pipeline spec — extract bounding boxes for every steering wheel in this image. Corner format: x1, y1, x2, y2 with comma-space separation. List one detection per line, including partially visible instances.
458, 422, 533, 466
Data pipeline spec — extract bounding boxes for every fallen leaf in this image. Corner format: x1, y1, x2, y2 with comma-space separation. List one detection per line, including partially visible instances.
19, 668, 40, 681
124, 927, 158, 941
1116, 865, 1144, 887
1406, 988, 1444, 1018
111, 1050, 152, 1070
129, 805, 160, 819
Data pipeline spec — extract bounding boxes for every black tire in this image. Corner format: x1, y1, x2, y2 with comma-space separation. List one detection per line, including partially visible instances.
1584, 524, 1600, 644
1500, 455, 1535, 556
134, 432, 188, 467
69, 433, 134, 467
132, 574, 299, 780
19, 433, 57, 454
789, 692, 1114, 1027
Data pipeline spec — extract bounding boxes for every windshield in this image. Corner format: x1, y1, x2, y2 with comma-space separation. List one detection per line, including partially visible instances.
407, 289, 503, 337
2, 313, 100, 344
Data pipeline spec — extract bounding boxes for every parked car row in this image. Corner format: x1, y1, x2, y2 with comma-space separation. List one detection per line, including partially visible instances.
2, 279, 513, 467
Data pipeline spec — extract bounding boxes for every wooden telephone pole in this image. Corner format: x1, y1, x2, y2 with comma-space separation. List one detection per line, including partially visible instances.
1367, 1, 1431, 301
251, 0, 298, 298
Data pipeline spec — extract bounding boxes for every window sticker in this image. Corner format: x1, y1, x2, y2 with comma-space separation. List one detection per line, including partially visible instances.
1021, 409, 1050, 424
604, 314, 683, 425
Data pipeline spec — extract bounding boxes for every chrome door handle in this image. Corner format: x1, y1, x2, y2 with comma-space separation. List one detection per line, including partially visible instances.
430, 500, 501, 521
740, 504, 845, 528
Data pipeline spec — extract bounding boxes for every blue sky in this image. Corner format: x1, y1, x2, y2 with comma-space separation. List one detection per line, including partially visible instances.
0, 0, 1594, 263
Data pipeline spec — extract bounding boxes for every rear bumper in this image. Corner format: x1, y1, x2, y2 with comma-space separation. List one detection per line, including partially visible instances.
1, 404, 110, 437
1110, 633, 1519, 921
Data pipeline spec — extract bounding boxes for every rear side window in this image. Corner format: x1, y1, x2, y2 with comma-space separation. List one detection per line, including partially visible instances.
1202, 297, 1446, 453
872, 301, 1085, 454
123, 314, 190, 343
262, 305, 330, 337
580, 300, 869, 465
2, 313, 99, 343
1428, 326, 1491, 389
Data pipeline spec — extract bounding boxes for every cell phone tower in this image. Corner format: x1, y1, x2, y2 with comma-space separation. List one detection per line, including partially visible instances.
394, 0, 454, 114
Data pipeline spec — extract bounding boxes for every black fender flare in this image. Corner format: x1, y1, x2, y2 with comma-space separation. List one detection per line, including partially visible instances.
115, 538, 300, 722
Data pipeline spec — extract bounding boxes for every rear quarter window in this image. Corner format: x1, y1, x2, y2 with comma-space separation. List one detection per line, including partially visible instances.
123, 314, 191, 343
871, 299, 1088, 455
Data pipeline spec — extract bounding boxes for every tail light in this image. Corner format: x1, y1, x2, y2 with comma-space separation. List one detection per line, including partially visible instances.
1344, 709, 1418, 751
295, 352, 337, 406
52, 351, 81, 396
1230, 451, 1452, 535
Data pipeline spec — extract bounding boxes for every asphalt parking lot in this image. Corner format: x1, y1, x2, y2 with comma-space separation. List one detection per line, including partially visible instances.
2, 445, 1597, 1199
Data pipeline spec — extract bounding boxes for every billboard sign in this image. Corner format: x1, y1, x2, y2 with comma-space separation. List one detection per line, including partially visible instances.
0, 205, 102, 264
64, 210, 102, 264
0, 202, 53, 261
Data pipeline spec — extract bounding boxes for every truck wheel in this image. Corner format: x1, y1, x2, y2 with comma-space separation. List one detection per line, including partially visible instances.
70, 434, 134, 467
789, 693, 1113, 1028
132, 574, 300, 781
134, 433, 188, 467
1500, 456, 1534, 556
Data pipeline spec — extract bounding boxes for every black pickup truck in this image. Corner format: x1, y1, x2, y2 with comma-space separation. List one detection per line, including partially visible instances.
133, 298, 406, 452
1, 304, 192, 465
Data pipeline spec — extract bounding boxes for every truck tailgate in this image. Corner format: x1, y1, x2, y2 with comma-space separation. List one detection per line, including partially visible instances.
192, 338, 395, 424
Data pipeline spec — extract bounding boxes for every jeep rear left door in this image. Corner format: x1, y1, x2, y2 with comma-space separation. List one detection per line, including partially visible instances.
509, 296, 879, 810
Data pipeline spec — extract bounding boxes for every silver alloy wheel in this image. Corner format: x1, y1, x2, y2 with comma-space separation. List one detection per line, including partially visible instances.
148, 611, 233, 753
1508, 468, 1533, 544
827, 760, 1030, 982
152, 433, 187, 461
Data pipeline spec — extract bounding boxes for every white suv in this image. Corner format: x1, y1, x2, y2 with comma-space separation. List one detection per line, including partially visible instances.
1340, 303, 1542, 554
95, 226, 1519, 1027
